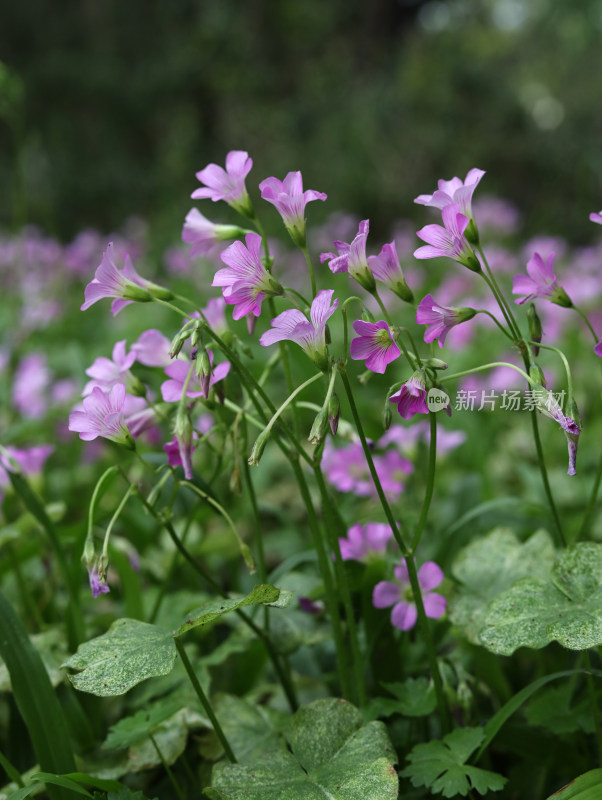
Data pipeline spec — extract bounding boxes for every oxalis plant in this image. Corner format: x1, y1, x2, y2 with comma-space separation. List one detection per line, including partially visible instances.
2, 155, 602, 800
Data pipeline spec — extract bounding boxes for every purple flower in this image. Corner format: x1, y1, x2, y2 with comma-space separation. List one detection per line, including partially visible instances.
131, 329, 173, 368
81, 243, 161, 315
69, 384, 134, 447
590, 210, 602, 225
595, 341, 602, 358
298, 597, 324, 615
373, 559, 446, 631
191, 150, 253, 215
163, 435, 197, 480
350, 320, 401, 374
213, 232, 283, 321
12, 353, 50, 418
88, 567, 110, 599
367, 242, 414, 302
0, 445, 54, 492
415, 293, 476, 347
160, 354, 230, 402
389, 374, 429, 420
320, 220, 376, 292
512, 252, 572, 307
182, 208, 244, 259
322, 440, 412, 499
415, 168, 485, 221
201, 297, 228, 335
259, 289, 338, 371
414, 205, 480, 272
259, 171, 327, 246
338, 522, 392, 562
83, 340, 137, 395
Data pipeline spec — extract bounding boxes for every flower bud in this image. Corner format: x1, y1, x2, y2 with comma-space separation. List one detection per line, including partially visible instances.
308, 405, 329, 445
174, 407, 194, 479
361, 307, 376, 324
82, 535, 95, 569
328, 393, 340, 435
464, 219, 480, 245
382, 401, 392, 431
529, 363, 546, 387
248, 429, 270, 466
527, 303, 542, 355
122, 284, 152, 302
423, 358, 449, 370
195, 347, 212, 397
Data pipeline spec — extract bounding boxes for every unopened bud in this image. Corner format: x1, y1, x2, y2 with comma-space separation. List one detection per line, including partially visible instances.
328, 393, 340, 436
169, 325, 193, 358
527, 303, 542, 355
195, 348, 212, 397
382, 402, 392, 431
308, 406, 329, 445
529, 363, 546, 387
82, 535, 95, 569
423, 358, 449, 370
361, 308, 376, 324
248, 430, 270, 466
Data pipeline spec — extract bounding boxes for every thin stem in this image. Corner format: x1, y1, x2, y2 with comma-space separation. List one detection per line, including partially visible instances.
475, 309, 514, 341
148, 732, 186, 800
174, 639, 237, 763
0, 746, 23, 787
101, 483, 136, 561
222, 399, 264, 431
372, 287, 393, 326
341, 296, 364, 359
284, 286, 311, 308
529, 341, 574, 399
585, 650, 602, 766
477, 245, 522, 340
152, 297, 192, 319
440, 361, 534, 386
572, 304, 599, 344
410, 412, 437, 552
577, 452, 602, 541
301, 244, 317, 297
254, 372, 323, 439
529, 410, 567, 547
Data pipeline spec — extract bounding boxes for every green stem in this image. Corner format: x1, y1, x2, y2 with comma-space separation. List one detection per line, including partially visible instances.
152, 297, 192, 319
148, 732, 186, 800
572, 304, 599, 344
175, 638, 237, 763
440, 361, 534, 386
341, 296, 364, 360
477, 245, 522, 340
101, 483, 136, 562
410, 412, 437, 552
222, 399, 264, 431
284, 286, 311, 307
372, 287, 393, 326
529, 408, 567, 547
584, 650, 602, 766
301, 244, 317, 297
528, 341, 574, 399
0, 746, 23, 787
251, 372, 322, 445
578, 452, 602, 541
475, 309, 514, 341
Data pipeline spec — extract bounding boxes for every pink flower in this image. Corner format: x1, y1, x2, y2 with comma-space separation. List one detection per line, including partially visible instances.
512, 252, 572, 307
415, 168, 485, 221
590, 210, 602, 225
213, 232, 282, 320
131, 329, 173, 368
338, 522, 392, 562
83, 340, 136, 395
160, 354, 230, 402
69, 384, 134, 447
322, 440, 412, 499
191, 150, 253, 215
595, 341, 602, 357
259, 171, 327, 246
182, 208, 243, 259
81, 243, 159, 315
414, 204, 480, 272
373, 559, 446, 631
201, 297, 228, 335
389, 374, 429, 420
367, 242, 414, 302
350, 320, 400, 374
12, 353, 50, 418
320, 220, 376, 292
0, 445, 54, 492
163, 435, 197, 480
415, 294, 476, 347
259, 289, 338, 370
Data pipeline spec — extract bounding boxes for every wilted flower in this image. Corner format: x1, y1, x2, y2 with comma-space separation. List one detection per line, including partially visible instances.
389, 374, 429, 420
259, 171, 327, 246
213, 232, 283, 321
338, 522, 393, 562
320, 219, 376, 291
414, 204, 480, 272
415, 294, 476, 347
373, 559, 446, 631
350, 320, 400, 373
69, 384, 134, 447
259, 289, 338, 371
88, 567, 110, 599
191, 150, 253, 215
512, 252, 572, 307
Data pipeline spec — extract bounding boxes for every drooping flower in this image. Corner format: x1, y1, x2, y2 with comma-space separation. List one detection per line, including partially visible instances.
320, 220, 376, 291
160, 353, 230, 402
191, 150, 253, 215
367, 242, 414, 302
88, 567, 110, 599
83, 340, 137, 395
595, 341, 602, 358
589, 210, 602, 225
338, 522, 393, 562
131, 329, 173, 368
81, 243, 170, 315
213, 232, 283, 321
415, 293, 476, 347
389, 374, 429, 420
373, 559, 446, 631
69, 384, 134, 447
259, 289, 338, 371
512, 252, 572, 307
414, 204, 480, 272
415, 168, 485, 222
259, 171, 327, 246
163, 434, 197, 480
182, 208, 245, 259
350, 320, 400, 374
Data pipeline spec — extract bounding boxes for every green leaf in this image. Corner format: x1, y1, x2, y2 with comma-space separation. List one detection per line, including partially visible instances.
380, 678, 437, 717
127, 708, 207, 772
4, 786, 40, 800
62, 619, 176, 696
0, 629, 69, 691
206, 698, 398, 800
0, 591, 75, 800
206, 695, 287, 765
401, 728, 506, 797
31, 774, 92, 798
107, 788, 158, 800
103, 699, 185, 750
480, 543, 602, 655
449, 527, 555, 643
545, 770, 602, 799
175, 584, 286, 636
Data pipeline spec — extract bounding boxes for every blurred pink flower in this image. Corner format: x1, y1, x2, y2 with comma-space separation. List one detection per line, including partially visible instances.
373, 559, 446, 631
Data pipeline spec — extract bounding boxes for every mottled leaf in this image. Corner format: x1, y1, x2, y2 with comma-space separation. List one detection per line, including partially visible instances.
175, 584, 286, 636
63, 619, 176, 696
381, 678, 437, 717
449, 528, 555, 643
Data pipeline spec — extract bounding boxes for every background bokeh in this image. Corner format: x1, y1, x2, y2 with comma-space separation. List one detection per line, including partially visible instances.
2, 0, 602, 243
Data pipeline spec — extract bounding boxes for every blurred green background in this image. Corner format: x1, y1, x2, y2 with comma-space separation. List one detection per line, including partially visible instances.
1, 0, 602, 242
